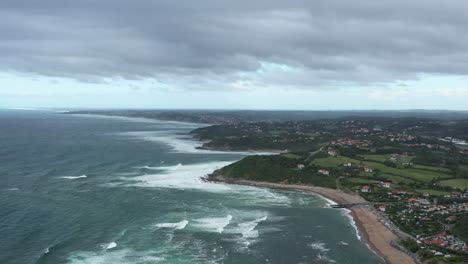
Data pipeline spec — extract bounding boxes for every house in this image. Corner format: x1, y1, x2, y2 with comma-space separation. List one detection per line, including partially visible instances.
378, 205, 386, 212
380, 182, 391, 188
327, 150, 338, 157
361, 185, 371, 193
297, 164, 305, 169
364, 167, 373, 173
318, 169, 330, 175
446, 215, 457, 222
343, 162, 352, 167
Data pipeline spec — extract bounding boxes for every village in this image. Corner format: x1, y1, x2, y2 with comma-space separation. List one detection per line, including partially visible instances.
186, 115, 468, 262
373, 190, 468, 256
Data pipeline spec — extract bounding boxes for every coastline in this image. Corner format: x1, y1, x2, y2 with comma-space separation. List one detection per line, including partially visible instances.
195, 145, 286, 154
207, 174, 416, 264
68, 112, 416, 263
67, 113, 286, 154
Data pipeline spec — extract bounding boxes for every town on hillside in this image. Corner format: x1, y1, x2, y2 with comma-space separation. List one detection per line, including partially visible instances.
200, 117, 468, 263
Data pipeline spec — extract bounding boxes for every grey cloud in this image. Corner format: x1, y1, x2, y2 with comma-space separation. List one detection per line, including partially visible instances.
1, 0, 468, 87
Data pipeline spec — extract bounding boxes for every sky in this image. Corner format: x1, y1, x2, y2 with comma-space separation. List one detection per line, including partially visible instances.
1, 0, 468, 110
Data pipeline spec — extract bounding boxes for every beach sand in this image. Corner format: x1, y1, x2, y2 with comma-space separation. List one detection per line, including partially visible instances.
350, 207, 415, 264
208, 176, 416, 264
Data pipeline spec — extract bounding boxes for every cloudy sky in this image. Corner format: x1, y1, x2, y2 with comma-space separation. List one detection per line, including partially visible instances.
2, 0, 468, 109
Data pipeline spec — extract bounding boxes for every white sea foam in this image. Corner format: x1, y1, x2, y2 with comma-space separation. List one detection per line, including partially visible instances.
125, 161, 234, 191
342, 209, 383, 260
68, 248, 168, 264
236, 187, 291, 206
60, 175, 87, 179
102, 242, 117, 250
156, 220, 189, 230
309, 242, 330, 252
237, 216, 267, 239
119, 131, 275, 155
5, 188, 19, 191
121, 162, 293, 208
309, 242, 337, 263
68, 249, 129, 264
222, 214, 269, 248
343, 209, 362, 240
322, 197, 337, 206
193, 215, 232, 233
316, 253, 336, 263
139, 256, 165, 262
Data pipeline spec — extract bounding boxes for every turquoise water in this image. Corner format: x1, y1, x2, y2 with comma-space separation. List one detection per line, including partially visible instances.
0, 110, 383, 264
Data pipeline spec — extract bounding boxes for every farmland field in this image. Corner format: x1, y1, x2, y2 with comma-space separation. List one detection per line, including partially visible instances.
416, 189, 451, 196
438, 179, 468, 190
311, 157, 361, 167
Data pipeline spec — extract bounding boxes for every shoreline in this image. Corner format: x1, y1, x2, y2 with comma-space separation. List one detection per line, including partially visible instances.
207, 174, 416, 264
195, 145, 286, 154
65, 112, 213, 127
67, 113, 287, 154
67, 113, 415, 263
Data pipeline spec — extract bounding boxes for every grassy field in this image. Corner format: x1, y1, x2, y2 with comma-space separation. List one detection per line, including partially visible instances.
459, 165, 468, 176
312, 155, 453, 182
360, 154, 415, 164
305, 132, 320, 137
400, 156, 415, 163
269, 130, 288, 135
412, 164, 451, 173
438, 179, 468, 190
281, 153, 301, 159
416, 189, 451, 196
361, 161, 451, 182
346, 178, 377, 184
382, 146, 396, 149
381, 174, 415, 184
311, 156, 361, 167
360, 154, 387, 162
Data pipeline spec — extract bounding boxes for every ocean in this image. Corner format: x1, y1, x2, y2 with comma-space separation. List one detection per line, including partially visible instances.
0, 110, 384, 264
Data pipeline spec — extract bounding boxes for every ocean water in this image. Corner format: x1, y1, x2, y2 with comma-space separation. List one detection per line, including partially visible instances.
0, 110, 384, 264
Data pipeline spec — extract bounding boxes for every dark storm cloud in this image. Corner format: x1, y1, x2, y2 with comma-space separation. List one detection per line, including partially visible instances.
1, 0, 468, 85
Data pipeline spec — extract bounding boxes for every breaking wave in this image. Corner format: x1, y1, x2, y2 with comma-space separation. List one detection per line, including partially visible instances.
122, 161, 234, 191
309, 242, 330, 252
60, 175, 87, 180
118, 131, 275, 155
156, 220, 189, 230
237, 215, 268, 239
192, 215, 232, 233
102, 242, 117, 250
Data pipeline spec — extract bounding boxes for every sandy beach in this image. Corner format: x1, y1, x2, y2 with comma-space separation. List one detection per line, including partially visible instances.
208, 175, 416, 264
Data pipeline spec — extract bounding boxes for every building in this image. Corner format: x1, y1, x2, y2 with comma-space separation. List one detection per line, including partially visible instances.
318, 169, 330, 175
343, 162, 352, 167
380, 182, 391, 188
446, 215, 457, 222
297, 164, 305, 169
361, 185, 371, 193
